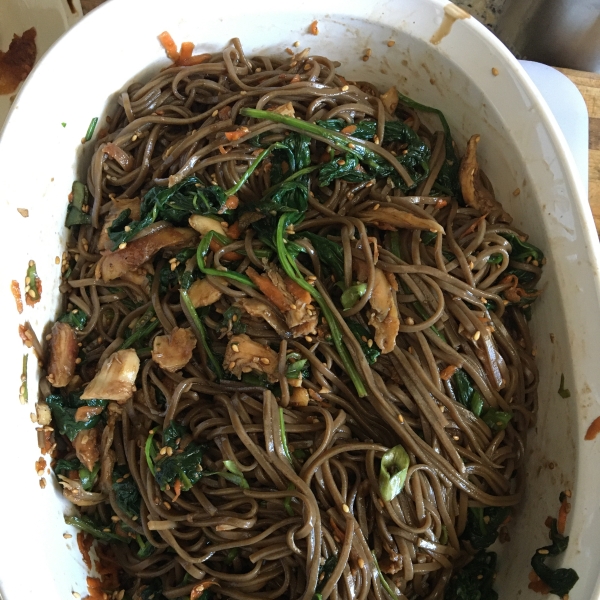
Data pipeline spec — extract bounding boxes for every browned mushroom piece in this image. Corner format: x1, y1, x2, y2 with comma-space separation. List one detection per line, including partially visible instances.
46, 322, 78, 388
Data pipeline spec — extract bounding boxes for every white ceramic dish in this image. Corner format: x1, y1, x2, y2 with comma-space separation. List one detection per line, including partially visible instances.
1, 0, 599, 598
0, 0, 82, 132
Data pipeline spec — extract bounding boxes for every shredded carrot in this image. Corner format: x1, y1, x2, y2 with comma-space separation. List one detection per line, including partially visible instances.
290, 74, 301, 84
285, 277, 312, 305
528, 579, 551, 595
460, 213, 488, 239
208, 238, 243, 262
436, 198, 448, 209
178, 41, 194, 64
226, 221, 241, 240
310, 20, 319, 35
172, 478, 182, 503
225, 127, 250, 142
341, 125, 357, 135
246, 267, 291, 312
223, 195, 239, 212
180, 52, 211, 66
585, 416, 600, 440
218, 145, 229, 155
10, 280, 23, 314
77, 532, 93, 570
440, 365, 458, 381
557, 496, 570, 534
158, 31, 179, 62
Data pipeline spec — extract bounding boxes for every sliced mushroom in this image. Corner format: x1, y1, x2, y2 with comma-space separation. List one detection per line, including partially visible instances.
360, 266, 400, 354
223, 334, 279, 382
459, 134, 512, 223
96, 225, 197, 281
46, 322, 78, 388
152, 327, 197, 373
80, 348, 140, 402
58, 475, 106, 506
187, 278, 223, 308
236, 298, 288, 338
73, 427, 101, 471
358, 206, 444, 233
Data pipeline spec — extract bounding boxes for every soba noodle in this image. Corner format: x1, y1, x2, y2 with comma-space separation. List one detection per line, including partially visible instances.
41, 38, 544, 600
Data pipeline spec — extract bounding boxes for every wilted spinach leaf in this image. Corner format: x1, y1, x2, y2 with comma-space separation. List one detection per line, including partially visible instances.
46, 393, 107, 442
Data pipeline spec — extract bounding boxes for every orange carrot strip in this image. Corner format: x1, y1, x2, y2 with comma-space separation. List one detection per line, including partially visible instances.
585, 416, 600, 440
172, 478, 182, 503
246, 267, 290, 312
158, 31, 179, 62
310, 20, 319, 35
285, 277, 312, 305
180, 52, 211, 66
440, 365, 458, 381
227, 221, 241, 240
178, 41, 194, 64
557, 497, 570, 535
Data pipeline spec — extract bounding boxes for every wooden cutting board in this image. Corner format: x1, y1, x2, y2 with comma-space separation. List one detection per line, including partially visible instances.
556, 68, 600, 233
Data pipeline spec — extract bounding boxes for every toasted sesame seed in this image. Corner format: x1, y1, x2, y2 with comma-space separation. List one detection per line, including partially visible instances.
28, 289, 36, 298
75, 358, 82, 364
342, 85, 349, 91
565, 489, 572, 497
405, 317, 415, 326
63, 533, 72, 539
285, 47, 294, 55
231, 344, 240, 353
492, 67, 499, 76
367, 339, 373, 348
72, 593, 81, 599
164, 501, 171, 509
159, 446, 167, 456
538, 548, 549, 555
240, 90, 247, 95
348, 143, 356, 149
358, 558, 365, 568
373, 203, 380, 211
242, 366, 252, 373
342, 503, 350, 513
305, 336, 313, 343
111, 516, 120, 522
260, 357, 270, 365
45, 334, 52, 341
118, 242, 127, 250
293, 41, 300, 47
25, 276, 31, 285
477, 574, 484, 580
166, 446, 173, 456
387, 40, 396, 47
290, 304, 297, 310
29, 260, 34, 267
513, 187, 521, 196
453, 435, 460, 441
473, 331, 481, 341
373, 135, 380, 145
398, 414, 404, 423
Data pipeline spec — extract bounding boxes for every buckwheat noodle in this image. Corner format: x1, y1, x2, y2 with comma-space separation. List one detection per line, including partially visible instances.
47, 38, 542, 600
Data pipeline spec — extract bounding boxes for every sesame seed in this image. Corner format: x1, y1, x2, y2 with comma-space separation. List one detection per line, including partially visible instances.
166, 446, 173, 456
242, 366, 252, 373
118, 242, 127, 250
164, 501, 171, 509
538, 549, 549, 555
513, 187, 521, 196
477, 574, 484, 580
398, 414, 404, 423
348, 143, 356, 149
285, 47, 294, 55
260, 357, 270, 365
373, 204, 380, 211
290, 304, 297, 310
232, 344, 240, 353
342, 85, 349, 91
111, 516, 120, 522
45, 334, 52, 341
229, 361, 236, 369
405, 317, 415, 326
473, 331, 481, 341
367, 339, 373, 348
232, 314, 238, 322
565, 489, 572, 497
342, 503, 350, 513
358, 558, 365, 568
453, 435, 460, 441
492, 67, 499, 76
28, 289, 36, 298
63, 533, 72, 539
29, 260, 34, 267
387, 40, 396, 47
73, 593, 81, 599
75, 358, 82, 364
240, 90, 247, 95
103, 528, 111, 533
293, 41, 300, 47
305, 336, 313, 342
256, 67, 262, 72
159, 446, 167, 456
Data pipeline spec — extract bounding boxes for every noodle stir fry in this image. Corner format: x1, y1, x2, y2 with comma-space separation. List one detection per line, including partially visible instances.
41, 39, 544, 600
